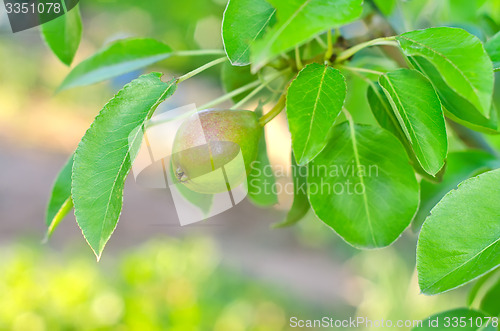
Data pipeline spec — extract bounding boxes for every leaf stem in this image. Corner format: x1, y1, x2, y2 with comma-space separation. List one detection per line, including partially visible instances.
295, 46, 304, 71
338, 65, 385, 76
257, 67, 291, 94
324, 29, 334, 62
201, 69, 289, 110
336, 36, 398, 63
340, 66, 374, 86
314, 35, 327, 49
172, 49, 226, 57
231, 84, 268, 110
281, 53, 291, 61
342, 107, 354, 123
258, 93, 287, 127
199, 80, 262, 110
177, 57, 227, 83
146, 75, 279, 130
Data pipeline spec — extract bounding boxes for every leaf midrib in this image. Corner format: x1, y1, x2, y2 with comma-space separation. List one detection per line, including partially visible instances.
382, 75, 432, 171
97, 82, 174, 255
346, 120, 377, 246
422, 236, 500, 292
368, 82, 407, 142
232, 8, 277, 64
301, 65, 328, 162
399, 35, 484, 112
257, 0, 311, 60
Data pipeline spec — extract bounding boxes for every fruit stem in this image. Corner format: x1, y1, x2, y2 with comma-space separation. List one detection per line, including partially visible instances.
335, 36, 398, 63
258, 93, 287, 127
177, 57, 227, 83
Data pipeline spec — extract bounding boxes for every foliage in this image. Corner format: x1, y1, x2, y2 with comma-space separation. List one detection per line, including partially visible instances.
417, 169, 500, 295
41, 0, 500, 323
286, 63, 346, 166
40, 5, 82, 66
58, 39, 173, 91
71, 73, 176, 259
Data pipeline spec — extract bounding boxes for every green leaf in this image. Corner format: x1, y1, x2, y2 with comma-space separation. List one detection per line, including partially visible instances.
273, 152, 309, 228
222, 0, 277, 66
221, 62, 258, 103
247, 108, 278, 207
41, 5, 82, 66
409, 56, 498, 133
367, 81, 439, 181
45, 154, 74, 239
480, 277, 500, 317
251, 0, 363, 71
286, 63, 346, 165
72, 73, 177, 259
367, 82, 405, 142
308, 121, 419, 249
413, 308, 496, 330
485, 31, 500, 72
58, 38, 173, 91
397, 27, 494, 117
413, 151, 500, 231
417, 168, 500, 295
378, 69, 447, 175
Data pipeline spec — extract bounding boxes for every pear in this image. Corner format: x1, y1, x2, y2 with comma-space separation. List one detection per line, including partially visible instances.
171, 109, 262, 194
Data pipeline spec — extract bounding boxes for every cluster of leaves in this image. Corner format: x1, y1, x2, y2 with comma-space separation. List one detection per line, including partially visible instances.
42, 0, 500, 322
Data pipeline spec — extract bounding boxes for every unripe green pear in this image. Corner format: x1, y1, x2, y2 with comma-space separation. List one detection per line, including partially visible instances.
171, 109, 262, 194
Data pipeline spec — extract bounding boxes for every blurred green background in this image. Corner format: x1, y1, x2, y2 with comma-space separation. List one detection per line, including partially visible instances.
0, 0, 499, 330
